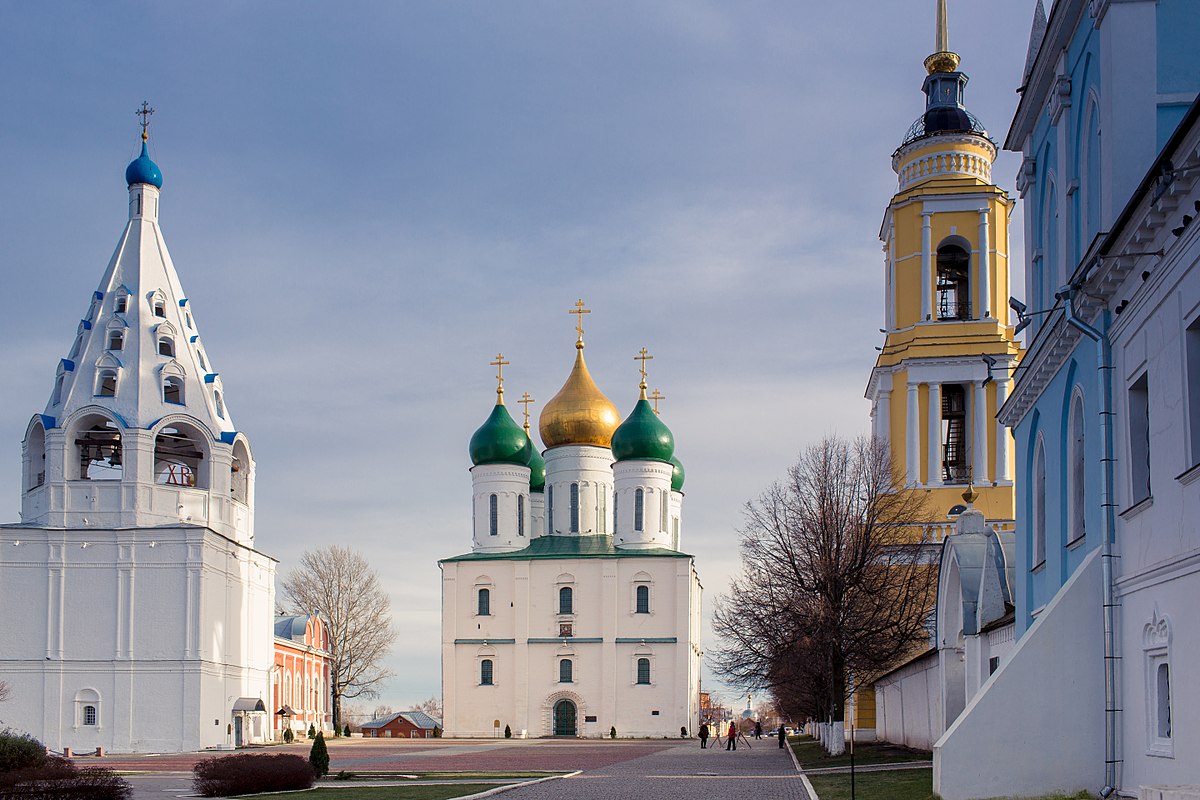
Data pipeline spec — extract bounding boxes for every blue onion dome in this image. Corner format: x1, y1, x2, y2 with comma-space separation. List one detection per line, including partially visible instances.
670, 455, 685, 492
611, 396, 674, 463
125, 139, 163, 188
527, 436, 546, 492
469, 403, 532, 467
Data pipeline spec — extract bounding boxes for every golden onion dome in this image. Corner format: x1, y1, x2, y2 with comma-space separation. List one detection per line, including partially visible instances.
539, 344, 620, 449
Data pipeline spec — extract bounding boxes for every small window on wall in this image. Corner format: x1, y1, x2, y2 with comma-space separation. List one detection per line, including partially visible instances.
115, 296, 128, 314
83, 705, 97, 726
660, 489, 668, 532
97, 370, 118, 398
636, 657, 651, 685
547, 485, 554, 534
1033, 440, 1046, 568
569, 483, 579, 533
635, 585, 650, 614
158, 337, 175, 357
518, 495, 525, 537
634, 488, 644, 531
480, 659, 494, 686
559, 659, 573, 683
559, 586, 573, 615
477, 588, 491, 616
214, 390, 225, 419
1187, 317, 1200, 466
489, 494, 498, 536
163, 377, 184, 405
153, 299, 166, 318
1129, 372, 1151, 504
598, 491, 607, 534
1155, 662, 1172, 740
107, 331, 124, 351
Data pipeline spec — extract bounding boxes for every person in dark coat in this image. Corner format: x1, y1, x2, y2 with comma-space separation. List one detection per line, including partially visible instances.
778, 725, 786, 749
699, 722, 709, 749
725, 721, 737, 751
754, 720, 762, 739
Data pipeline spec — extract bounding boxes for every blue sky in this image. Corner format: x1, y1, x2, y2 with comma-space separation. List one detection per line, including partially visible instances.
0, 1, 1035, 713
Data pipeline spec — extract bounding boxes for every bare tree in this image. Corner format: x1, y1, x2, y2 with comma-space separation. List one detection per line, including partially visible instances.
711, 436, 936, 754
372, 704, 394, 720
414, 696, 442, 720
282, 545, 397, 733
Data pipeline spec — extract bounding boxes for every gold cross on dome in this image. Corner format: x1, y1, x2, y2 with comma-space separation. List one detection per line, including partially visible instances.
518, 392, 536, 433
649, 388, 667, 415
635, 347, 653, 390
489, 353, 510, 400
136, 101, 156, 141
569, 299, 591, 343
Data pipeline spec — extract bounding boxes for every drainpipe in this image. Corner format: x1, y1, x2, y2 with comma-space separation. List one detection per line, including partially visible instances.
1057, 282, 1120, 797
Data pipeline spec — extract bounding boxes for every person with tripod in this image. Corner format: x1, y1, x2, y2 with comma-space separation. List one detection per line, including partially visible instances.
725, 721, 737, 751
699, 722, 709, 749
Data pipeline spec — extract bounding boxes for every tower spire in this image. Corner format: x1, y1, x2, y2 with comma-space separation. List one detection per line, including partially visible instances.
924, 0, 960, 74
136, 100, 155, 142
935, 0, 949, 54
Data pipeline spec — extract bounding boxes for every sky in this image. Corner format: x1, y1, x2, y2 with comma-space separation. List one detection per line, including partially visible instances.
0, 1, 1036, 713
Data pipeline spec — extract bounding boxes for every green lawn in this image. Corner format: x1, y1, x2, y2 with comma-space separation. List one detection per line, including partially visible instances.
789, 736, 931, 769
807, 767, 934, 800
233, 785, 499, 799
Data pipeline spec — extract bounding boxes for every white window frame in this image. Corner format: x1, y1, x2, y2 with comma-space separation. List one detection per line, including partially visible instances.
1144, 610, 1173, 758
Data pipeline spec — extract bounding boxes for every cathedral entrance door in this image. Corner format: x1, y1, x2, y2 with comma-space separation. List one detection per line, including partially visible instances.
553, 700, 577, 736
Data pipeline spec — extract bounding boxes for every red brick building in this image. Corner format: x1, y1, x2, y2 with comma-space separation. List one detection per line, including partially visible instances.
272, 615, 332, 739
360, 711, 440, 739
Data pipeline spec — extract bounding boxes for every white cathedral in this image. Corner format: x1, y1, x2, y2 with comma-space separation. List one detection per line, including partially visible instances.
0, 127, 277, 752
440, 319, 703, 738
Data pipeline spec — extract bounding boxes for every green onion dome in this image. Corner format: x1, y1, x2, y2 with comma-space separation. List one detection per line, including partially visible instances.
527, 436, 546, 492
612, 397, 674, 463
670, 455, 685, 491
469, 403, 533, 467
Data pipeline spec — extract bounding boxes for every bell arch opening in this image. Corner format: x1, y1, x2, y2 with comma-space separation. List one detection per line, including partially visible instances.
154, 423, 209, 489
72, 415, 123, 481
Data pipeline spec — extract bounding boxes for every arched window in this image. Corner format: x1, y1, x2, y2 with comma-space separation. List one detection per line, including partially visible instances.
569, 483, 579, 533
158, 337, 175, 357
197, 349, 208, 371
559, 659, 573, 683
1068, 393, 1086, 544
634, 488, 644, 531
76, 418, 123, 481
636, 657, 651, 685
489, 494, 498, 536
942, 384, 969, 484
480, 659, 494, 686
153, 298, 166, 318
613, 491, 619, 533
231, 439, 250, 504
52, 373, 66, 406
559, 586, 573, 615
547, 485, 554, 534
163, 376, 184, 405
517, 495, 525, 537
115, 296, 128, 314
636, 585, 650, 614
598, 491, 607, 534
97, 370, 117, 397
155, 425, 206, 488
660, 489, 668, 531
74, 688, 101, 728
214, 390, 225, 419
25, 422, 46, 491
1033, 439, 1047, 568
107, 331, 124, 351
936, 242, 971, 320
69, 333, 83, 360
477, 588, 491, 616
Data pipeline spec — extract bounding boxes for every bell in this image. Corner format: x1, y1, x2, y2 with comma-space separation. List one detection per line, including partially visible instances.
108, 447, 122, 468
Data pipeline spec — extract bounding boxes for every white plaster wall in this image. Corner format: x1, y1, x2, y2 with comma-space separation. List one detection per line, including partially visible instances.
543, 446, 613, 537
613, 460, 673, 549
874, 651, 941, 751
470, 464, 531, 552
934, 549, 1105, 800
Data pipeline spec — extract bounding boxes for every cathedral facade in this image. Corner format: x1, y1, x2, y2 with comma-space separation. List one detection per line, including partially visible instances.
0, 128, 276, 752
440, 318, 702, 738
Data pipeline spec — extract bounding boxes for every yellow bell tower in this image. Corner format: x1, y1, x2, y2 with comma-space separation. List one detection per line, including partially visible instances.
867, 0, 1020, 528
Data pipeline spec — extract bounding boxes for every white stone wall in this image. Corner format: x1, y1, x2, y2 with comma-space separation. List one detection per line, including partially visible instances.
874, 650, 941, 751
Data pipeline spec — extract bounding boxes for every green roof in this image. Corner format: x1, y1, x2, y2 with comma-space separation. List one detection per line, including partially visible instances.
441, 535, 692, 562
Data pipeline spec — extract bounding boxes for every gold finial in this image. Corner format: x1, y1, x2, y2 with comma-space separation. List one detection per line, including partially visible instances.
518, 392, 536, 433
136, 100, 155, 142
924, 0, 960, 73
569, 299, 591, 349
962, 485, 978, 505
649, 388, 667, 415
489, 353, 510, 403
634, 347, 653, 400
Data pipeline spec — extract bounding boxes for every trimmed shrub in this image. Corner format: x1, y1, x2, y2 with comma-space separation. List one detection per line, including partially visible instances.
307, 723, 316, 740
609, 726, 617, 739
503, 725, 512, 739
192, 753, 314, 797
309, 732, 329, 778
283, 727, 294, 744
343, 724, 351, 737
432, 726, 442, 738
680, 726, 688, 738
0, 729, 48, 773
0, 757, 131, 800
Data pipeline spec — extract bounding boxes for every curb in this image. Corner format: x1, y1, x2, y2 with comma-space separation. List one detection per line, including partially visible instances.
784, 740, 820, 800
454, 770, 583, 799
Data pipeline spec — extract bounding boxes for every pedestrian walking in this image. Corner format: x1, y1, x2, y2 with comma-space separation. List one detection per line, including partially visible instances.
699, 722, 709, 749
778, 725, 786, 749
754, 721, 762, 739
725, 721, 737, 751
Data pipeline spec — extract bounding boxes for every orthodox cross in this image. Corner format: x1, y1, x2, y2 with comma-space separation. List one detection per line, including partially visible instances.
649, 389, 667, 415
569, 299, 591, 343
518, 392, 536, 433
136, 101, 155, 141
489, 353, 510, 400
635, 347, 653, 389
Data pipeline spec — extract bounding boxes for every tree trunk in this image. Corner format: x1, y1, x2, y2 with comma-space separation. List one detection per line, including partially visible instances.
826, 654, 846, 756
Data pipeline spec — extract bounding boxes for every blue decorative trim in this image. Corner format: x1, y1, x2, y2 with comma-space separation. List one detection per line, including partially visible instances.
59, 359, 75, 372
178, 298, 189, 307
204, 373, 219, 384
93, 291, 103, 301
80, 320, 92, 331
219, 431, 238, 444
39, 414, 57, 430
190, 335, 199, 343
527, 637, 603, 644
453, 638, 516, 645
615, 637, 677, 644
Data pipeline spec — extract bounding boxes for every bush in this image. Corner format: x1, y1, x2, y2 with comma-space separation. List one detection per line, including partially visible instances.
680, 727, 688, 738
609, 726, 617, 739
503, 725, 512, 739
283, 728, 294, 744
0, 730, 48, 773
309, 732, 329, 778
307, 723, 316, 740
192, 753, 315, 797
343, 724, 351, 737
432, 726, 442, 738
0, 757, 132, 800
334, 770, 354, 781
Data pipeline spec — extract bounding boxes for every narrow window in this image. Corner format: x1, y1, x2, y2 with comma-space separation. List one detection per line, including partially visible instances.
163, 377, 184, 405
1033, 440, 1046, 568
489, 494, 498, 536
559, 586, 573, 615
598, 491, 606, 534
158, 337, 175, 357
942, 384, 968, 483
559, 659, 573, 683
613, 491, 619, 533
634, 488, 644, 531
1129, 372, 1151, 504
97, 370, 117, 398
936, 243, 971, 320
1187, 318, 1200, 465
547, 485, 553, 534
69, 334, 83, 359
660, 489, 668, 532
115, 297, 127, 314
52, 375, 65, 406
214, 390, 225, 419
1068, 394, 1086, 543
480, 659, 494, 686
154, 299, 166, 318
517, 495, 525, 537
83, 705, 98, 726
569, 483, 579, 533
185, 312, 193, 329
197, 350, 208, 371
1156, 663, 1172, 739
107, 331, 123, 351
636, 658, 651, 685
477, 588, 490, 616
636, 585, 650, 614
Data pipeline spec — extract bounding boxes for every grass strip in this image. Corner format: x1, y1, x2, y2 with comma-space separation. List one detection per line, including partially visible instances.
790, 737, 931, 769
234, 784, 499, 799
807, 767, 934, 800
